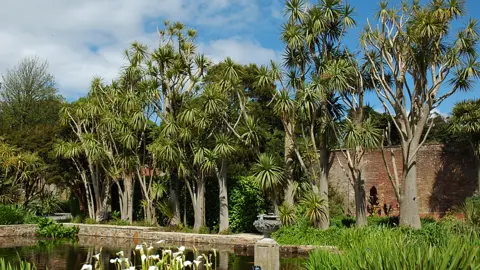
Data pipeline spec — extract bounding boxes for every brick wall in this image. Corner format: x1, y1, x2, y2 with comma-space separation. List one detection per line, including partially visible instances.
329, 144, 477, 218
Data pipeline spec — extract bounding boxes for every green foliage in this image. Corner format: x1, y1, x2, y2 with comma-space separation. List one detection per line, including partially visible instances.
279, 202, 296, 226
463, 195, 480, 227
305, 228, 480, 270
229, 176, 265, 233
0, 205, 36, 225
36, 218, 79, 239
71, 215, 84, 223
274, 216, 458, 248
0, 258, 37, 270
84, 218, 97, 224
328, 186, 347, 218
27, 191, 62, 216
300, 190, 327, 226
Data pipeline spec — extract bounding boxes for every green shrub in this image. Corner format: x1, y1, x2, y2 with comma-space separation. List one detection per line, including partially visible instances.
198, 226, 211, 234
71, 215, 84, 223
36, 218, 79, 239
329, 186, 347, 218
229, 176, 265, 233
279, 202, 296, 226
0, 205, 36, 225
84, 218, 97, 224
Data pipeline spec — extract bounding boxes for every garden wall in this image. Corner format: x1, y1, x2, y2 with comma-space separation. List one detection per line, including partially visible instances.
329, 144, 477, 217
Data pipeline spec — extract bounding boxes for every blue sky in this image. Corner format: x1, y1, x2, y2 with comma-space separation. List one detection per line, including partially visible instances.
0, 0, 478, 115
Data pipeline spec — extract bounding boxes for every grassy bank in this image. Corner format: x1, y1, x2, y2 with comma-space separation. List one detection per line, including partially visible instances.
273, 215, 480, 269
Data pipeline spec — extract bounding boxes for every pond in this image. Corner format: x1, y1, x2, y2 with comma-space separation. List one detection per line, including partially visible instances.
0, 236, 305, 270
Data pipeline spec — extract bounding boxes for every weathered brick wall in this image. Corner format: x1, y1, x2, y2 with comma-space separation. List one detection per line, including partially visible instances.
329, 144, 477, 217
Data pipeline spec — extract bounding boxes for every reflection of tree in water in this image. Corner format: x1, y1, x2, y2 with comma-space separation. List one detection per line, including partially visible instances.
0, 239, 304, 269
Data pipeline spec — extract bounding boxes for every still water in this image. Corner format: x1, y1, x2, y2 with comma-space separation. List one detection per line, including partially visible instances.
0, 236, 304, 270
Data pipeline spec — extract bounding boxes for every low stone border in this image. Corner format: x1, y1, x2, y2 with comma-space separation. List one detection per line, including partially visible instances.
0, 224, 320, 256
0, 224, 36, 237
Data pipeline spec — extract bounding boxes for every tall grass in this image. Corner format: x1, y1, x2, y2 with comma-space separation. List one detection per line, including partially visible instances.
0, 258, 37, 270
304, 225, 480, 269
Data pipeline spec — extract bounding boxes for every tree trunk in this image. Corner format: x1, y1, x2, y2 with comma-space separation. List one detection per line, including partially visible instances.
218, 158, 229, 233
284, 120, 295, 206
95, 181, 110, 222
193, 177, 206, 231
219, 251, 229, 270
318, 147, 330, 230
354, 171, 367, 227
399, 160, 421, 229
146, 200, 157, 225
126, 177, 134, 223
118, 175, 134, 223
272, 198, 279, 215
476, 154, 480, 194
169, 178, 181, 226
82, 175, 95, 220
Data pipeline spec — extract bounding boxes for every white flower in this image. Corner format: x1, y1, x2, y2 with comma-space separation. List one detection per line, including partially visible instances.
193, 260, 202, 267
156, 240, 164, 244
93, 253, 100, 260
135, 244, 143, 250
141, 254, 147, 262
127, 267, 135, 270
148, 266, 158, 270
149, 254, 160, 260
196, 255, 203, 261
184, 260, 192, 267
81, 265, 92, 270
109, 258, 118, 264
173, 252, 182, 257
163, 250, 172, 256
206, 262, 212, 267
116, 251, 124, 257
178, 246, 185, 252
147, 245, 154, 251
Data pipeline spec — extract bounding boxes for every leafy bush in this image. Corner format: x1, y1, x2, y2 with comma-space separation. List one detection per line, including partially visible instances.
71, 215, 84, 223
36, 218, 79, 239
329, 186, 347, 217
279, 202, 296, 226
0, 205, 37, 225
84, 218, 97, 224
27, 191, 63, 216
229, 176, 265, 233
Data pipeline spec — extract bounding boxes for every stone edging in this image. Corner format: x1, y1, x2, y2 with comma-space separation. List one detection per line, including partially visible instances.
0, 224, 36, 237
0, 223, 321, 256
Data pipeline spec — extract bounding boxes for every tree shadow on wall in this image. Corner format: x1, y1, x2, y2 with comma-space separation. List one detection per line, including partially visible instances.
429, 144, 477, 216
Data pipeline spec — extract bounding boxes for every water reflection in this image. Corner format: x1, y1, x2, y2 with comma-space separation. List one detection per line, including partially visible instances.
0, 237, 304, 270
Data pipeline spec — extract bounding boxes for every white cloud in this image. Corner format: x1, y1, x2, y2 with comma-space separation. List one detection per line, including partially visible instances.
0, 0, 278, 100
430, 108, 449, 118
199, 37, 280, 66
